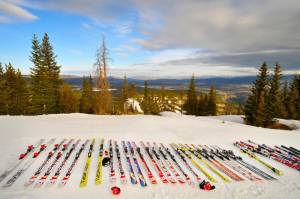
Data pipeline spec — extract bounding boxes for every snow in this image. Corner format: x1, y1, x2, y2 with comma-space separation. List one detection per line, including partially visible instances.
126, 98, 144, 113
0, 113, 300, 199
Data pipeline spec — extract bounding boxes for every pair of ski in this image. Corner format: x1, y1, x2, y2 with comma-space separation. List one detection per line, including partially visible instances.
24, 138, 70, 187
2, 138, 56, 187
120, 141, 147, 188
170, 143, 215, 190
0, 139, 45, 184
189, 144, 244, 182
203, 145, 262, 182
235, 141, 283, 176
246, 140, 300, 171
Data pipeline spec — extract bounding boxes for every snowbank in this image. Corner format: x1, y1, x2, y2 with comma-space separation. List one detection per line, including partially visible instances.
0, 113, 299, 199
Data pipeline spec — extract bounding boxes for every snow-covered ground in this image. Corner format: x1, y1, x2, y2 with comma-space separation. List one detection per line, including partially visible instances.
0, 113, 299, 199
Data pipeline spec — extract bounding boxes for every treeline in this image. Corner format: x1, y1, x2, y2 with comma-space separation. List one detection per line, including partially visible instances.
244, 62, 300, 127
0, 33, 80, 115
183, 75, 217, 116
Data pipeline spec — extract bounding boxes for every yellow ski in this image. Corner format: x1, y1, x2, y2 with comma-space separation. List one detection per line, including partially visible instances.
172, 143, 218, 183
95, 138, 105, 185
182, 144, 231, 183
245, 149, 283, 176
79, 138, 95, 187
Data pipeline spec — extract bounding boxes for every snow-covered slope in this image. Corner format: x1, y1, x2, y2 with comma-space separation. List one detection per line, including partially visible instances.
0, 113, 299, 199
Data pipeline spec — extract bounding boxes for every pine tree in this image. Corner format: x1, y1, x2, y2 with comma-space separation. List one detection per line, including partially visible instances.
59, 83, 79, 113
287, 76, 299, 119
0, 63, 8, 114
244, 62, 269, 126
295, 75, 300, 119
128, 83, 137, 98
30, 33, 61, 114
183, 75, 198, 115
141, 81, 150, 114
5, 64, 29, 115
160, 86, 167, 111
30, 34, 48, 114
207, 86, 217, 116
40, 33, 61, 113
265, 63, 286, 123
197, 93, 206, 116
80, 77, 95, 114
282, 81, 289, 119
149, 91, 160, 115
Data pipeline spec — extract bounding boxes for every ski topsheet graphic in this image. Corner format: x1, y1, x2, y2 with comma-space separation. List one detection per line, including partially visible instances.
80, 138, 95, 187
95, 138, 105, 185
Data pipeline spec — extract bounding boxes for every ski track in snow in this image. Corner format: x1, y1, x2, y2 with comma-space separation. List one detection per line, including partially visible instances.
0, 112, 299, 199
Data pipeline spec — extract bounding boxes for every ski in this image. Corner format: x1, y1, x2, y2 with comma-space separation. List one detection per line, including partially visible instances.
24, 139, 67, 186
109, 140, 121, 195
0, 139, 45, 183
49, 139, 81, 185
115, 141, 127, 184
95, 138, 105, 185
234, 141, 283, 176
35, 139, 73, 187
170, 143, 215, 190
121, 141, 138, 185
149, 142, 177, 184
127, 141, 147, 187
178, 143, 226, 183
246, 140, 300, 171
204, 145, 262, 181
191, 144, 244, 182
3, 139, 55, 188
214, 145, 277, 180
79, 138, 95, 188
160, 143, 194, 186
154, 142, 185, 184
140, 141, 168, 184
132, 141, 157, 184
60, 139, 89, 186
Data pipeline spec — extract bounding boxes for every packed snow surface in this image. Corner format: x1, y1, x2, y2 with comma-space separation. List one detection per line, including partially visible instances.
0, 112, 300, 199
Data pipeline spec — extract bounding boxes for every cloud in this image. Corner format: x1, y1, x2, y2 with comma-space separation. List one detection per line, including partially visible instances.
0, 0, 37, 23
4, 0, 300, 76
160, 49, 300, 70
134, 0, 300, 53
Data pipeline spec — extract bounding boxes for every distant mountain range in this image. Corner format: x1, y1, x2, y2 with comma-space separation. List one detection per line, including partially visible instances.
23, 74, 295, 103
61, 75, 295, 89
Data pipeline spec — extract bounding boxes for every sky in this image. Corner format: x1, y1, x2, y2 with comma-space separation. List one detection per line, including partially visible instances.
0, 0, 300, 79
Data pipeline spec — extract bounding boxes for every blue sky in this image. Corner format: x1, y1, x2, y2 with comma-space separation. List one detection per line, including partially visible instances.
1, 0, 300, 79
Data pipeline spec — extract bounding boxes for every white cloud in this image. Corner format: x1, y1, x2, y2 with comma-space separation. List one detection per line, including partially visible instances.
0, 0, 37, 23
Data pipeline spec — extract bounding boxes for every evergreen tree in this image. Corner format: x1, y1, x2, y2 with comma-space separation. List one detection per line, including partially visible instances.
197, 93, 208, 116
30, 33, 61, 114
244, 62, 269, 126
121, 75, 129, 105
59, 83, 79, 113
30, 34, 48, 114
265, 63, 286, 123
5, 64, 29, 115
183, 75, 198, 115
207, 86, 217, 116
141, 81, 150, 114
128, 84, 137, 98
80, 77, 95, 114
160, 86, 167, 111
282, 80, 289, 118
40, 33, 61, 113
0, 63, 8, 114
295, 75, 300, 119
149, 91, 160, 115
287, 76, 299, 119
